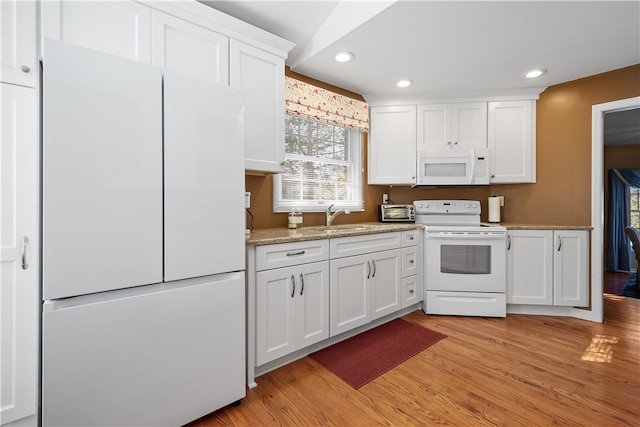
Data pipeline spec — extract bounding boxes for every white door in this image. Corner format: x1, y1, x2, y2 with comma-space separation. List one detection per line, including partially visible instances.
297, 261, 330, 348
417, 104, 450, 149
330, 254, 370, 336
42, 40, 163, 300
230, 39, 285, 173
451, 102, 487, 149
256, 267, 297, 365
371, 249, 402, 320
1, 0, 37, 87
368, 105, 417, 185
553, 230, 589, 306
163, 72, 245, 282
151, 10, 229, 85
41, 0, 151, 62
488, 100, 534, 183
0, 84, 38, 425
507, 230, 553, 305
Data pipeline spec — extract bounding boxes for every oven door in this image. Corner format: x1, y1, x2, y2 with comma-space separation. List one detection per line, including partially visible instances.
425, 231, 506, 292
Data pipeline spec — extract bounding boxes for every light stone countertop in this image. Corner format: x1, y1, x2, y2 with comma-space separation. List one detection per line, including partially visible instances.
245, 222, 592, 246
500, 223, 593, 231
245, 222, 423, 246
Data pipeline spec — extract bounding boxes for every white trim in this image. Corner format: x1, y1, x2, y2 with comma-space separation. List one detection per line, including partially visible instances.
586, 96, 640, 323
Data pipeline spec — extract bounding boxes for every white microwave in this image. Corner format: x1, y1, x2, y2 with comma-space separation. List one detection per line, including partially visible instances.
416, 148, 490, 186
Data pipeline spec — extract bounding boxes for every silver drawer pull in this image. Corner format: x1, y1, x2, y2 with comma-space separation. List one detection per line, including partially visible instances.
286, 250, 306, 256
409, 259, 414, 264
409, 289, 414, 294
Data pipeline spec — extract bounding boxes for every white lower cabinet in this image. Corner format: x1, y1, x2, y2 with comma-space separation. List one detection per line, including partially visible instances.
507, 229, 588, 307
250, 228, 422, 377
255, 240, 330, 365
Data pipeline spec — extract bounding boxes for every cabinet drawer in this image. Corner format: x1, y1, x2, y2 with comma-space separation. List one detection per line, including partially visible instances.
256, 240, 329, 271
402, 229, 420, 247
402, 276, 421, 308
330, 232, 401, 259
402, 246, 418, 278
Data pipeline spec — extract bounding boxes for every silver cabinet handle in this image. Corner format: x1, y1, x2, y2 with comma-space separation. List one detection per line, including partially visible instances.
286, 250, 306, 256
557, 235, 562, 252
409, 289, 414, 294
299, 273, 304, 296
366, 261, 371, 279
409, 258, 414, 264
372, 260, 376, 278
290, 274, 296, 298
21, 65, 30, 73
21, 236, 29, 270
507, 234, 512, 250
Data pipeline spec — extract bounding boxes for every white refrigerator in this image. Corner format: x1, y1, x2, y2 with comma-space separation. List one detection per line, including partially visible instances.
41, 39, 246, 426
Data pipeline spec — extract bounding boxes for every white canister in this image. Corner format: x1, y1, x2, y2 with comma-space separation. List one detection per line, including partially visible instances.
488, 196, 504, 223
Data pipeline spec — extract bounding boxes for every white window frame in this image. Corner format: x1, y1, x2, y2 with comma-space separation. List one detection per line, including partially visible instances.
274, 115, 364, 213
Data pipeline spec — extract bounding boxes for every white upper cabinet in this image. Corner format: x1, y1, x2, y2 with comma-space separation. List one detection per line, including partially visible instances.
368, 105, 417, 185
488, 100, 535, 183
1, 0, 38, 87
41, 0, 152, 63
230, 39, 286, 173
151, 10, 229, 85
417, 102, 487, 150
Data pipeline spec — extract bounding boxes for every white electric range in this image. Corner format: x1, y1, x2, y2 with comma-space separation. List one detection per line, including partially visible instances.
414, 200, 507, 317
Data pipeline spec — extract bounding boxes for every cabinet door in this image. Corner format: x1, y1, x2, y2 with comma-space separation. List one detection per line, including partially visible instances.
553, 230, 589, 306
488, 100, 534, 183
330, 254, 370, 336
0, 84, 38, 425
451, 102, 487, 149
256, 267, 297, 365
1, 0, 37, 87
368, 105, 417, 184
151, 10, 228, 85
297, 261, 330, 348
371, 249, 402, 320
41, 0, 151, 63
507, 230, 553, 305
230, 39, 285, 173
417, 104, 450, 149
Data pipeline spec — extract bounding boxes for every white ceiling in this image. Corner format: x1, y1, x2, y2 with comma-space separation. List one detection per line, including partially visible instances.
202, 1, 640, 102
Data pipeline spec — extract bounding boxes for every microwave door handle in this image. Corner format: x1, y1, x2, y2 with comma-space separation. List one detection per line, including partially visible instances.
468, 150, 476, 184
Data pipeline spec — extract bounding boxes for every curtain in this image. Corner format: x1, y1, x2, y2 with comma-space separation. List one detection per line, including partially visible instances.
606, 169, 640, 271
285, 76, 369, 132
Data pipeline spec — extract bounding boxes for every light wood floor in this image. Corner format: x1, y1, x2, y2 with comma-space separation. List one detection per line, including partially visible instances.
190, 295, 640, 426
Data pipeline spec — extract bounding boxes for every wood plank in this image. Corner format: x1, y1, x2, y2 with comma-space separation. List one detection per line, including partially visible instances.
189, 294, 640, 426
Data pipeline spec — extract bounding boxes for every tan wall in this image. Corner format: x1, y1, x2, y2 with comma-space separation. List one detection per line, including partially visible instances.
246, 65, 640, 230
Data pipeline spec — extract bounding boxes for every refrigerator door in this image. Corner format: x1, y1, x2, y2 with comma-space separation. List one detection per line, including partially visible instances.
42, 39, 163, 300
42, 272, 246, 427
164, 71, 245, 281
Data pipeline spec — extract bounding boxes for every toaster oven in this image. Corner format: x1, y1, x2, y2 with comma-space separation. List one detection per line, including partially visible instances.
379, 204, 416, 222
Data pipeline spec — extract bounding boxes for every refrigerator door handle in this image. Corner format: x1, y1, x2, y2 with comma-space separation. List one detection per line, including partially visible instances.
21, 236, 29, 270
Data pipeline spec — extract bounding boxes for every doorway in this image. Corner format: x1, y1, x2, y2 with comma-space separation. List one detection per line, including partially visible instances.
590, 97, 640, 323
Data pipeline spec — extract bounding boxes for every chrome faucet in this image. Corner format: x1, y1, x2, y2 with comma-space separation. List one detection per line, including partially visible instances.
326, 204, 350, 227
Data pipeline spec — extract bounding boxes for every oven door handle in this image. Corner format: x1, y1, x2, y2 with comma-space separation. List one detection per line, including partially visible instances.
425, 233, 506, 240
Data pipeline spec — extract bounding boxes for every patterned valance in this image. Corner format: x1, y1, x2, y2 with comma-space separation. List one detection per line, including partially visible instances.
285, 76, 369, 132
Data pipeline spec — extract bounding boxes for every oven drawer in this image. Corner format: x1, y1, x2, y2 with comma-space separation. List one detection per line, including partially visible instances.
425, 291, 506, 317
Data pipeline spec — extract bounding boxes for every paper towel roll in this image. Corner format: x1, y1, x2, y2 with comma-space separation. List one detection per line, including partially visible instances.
488, 196, 503, 223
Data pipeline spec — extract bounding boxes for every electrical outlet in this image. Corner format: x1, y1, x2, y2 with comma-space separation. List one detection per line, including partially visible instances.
245, 192, 251, 208
382, 193, 389, 204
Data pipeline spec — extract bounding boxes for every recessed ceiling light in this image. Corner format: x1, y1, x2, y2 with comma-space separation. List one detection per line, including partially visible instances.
524, 69, 547, 79
334, 52, 354, 63
397, 79, 413, 88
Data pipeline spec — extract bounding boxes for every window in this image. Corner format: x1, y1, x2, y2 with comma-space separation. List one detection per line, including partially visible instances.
631, 186, 640, 228
274, 114, 364, 212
